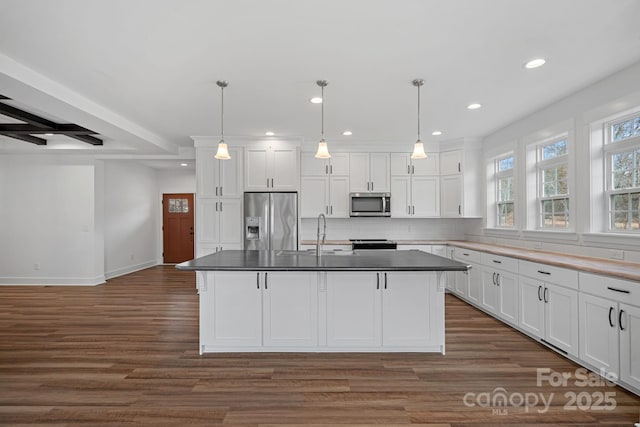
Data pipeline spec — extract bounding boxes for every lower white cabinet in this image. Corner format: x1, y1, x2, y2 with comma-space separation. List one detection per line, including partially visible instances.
579, 272, 640, 392
519, 277, 579, 357
200, 271, 263, 348
382, 272, 444, 348
326, 272, 381, 347
262, 272, 318, 347
200, 270, 445, 353
481, 267, 518, 325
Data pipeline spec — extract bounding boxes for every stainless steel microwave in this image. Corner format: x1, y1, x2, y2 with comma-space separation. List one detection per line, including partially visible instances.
349, 192, 391, 217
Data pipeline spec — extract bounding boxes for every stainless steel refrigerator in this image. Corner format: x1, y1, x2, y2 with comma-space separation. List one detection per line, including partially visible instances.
244, 192, 298, 251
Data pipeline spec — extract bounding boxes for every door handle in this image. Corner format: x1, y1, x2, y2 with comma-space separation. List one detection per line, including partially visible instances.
215, 202, 219, 212
267, 178, 270, 188
330, 165, 333, 174
271, 178, 274, 188
371, 181, 373, 191
608, 306, 615, 328
384, 272, 387, 290
496, 273, 500, 286
411, 165, 415, 174
376, 273, 380, 290
492, 272, 496, 285
219, 186, 223, 196
256, 272, 260, 289
543, 287, 549, 303
537, 285, 542, 301
326, 165, 329, 174
407, 165, 410, 174
330, 205, 333, 215
265, 272, 268, 290
215, 187, 218, 196
619, 309, 626, 331
219, 202, 222, 212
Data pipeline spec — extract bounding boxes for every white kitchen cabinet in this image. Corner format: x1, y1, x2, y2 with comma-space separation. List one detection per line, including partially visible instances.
200, 271, 263, 348
518, 275, 579, 357
349, 152, 389, 192
196, 198, 242, 252
390, 153, 439, 218
300, 152, 350, 218
326, 271, 444, 350
440, 174, 463, 217
440, 150, 462, 175
390, 175, 439, 217
245, 144, 298, 190
467, 262, 482, 305
262, 272, 318, 347
481, 253, 519, 325
390, 152, 439, 176
579, 272, 640, 391
326, 272, 382, 347
382, 272, 443, 348
197, 147, 243, 198
620, 303, 640, 391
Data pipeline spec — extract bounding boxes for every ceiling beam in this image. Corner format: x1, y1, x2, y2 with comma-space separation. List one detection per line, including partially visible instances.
0, 97, 103, 146
5, 134, 47, 145
0, 102, 58, 129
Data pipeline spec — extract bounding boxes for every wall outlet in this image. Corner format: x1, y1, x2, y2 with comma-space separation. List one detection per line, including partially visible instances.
610, 250, 624, 260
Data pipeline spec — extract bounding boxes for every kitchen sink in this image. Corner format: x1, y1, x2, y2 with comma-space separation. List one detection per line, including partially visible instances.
276, 249, 356, 256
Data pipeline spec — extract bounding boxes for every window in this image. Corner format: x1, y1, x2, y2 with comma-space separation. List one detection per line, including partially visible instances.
605, 112, 640, 231
496, 154, 515, 227
537, 137, 569, 229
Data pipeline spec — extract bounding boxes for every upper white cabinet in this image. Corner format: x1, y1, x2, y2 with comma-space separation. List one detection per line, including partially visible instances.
300, 152, 350, 218
197, 147, 242, 198
349, 153, 390, 193
439, 147, 482, 217
390, 152, 439, 176
245, 144, 298, 190
390, 153, 439, 218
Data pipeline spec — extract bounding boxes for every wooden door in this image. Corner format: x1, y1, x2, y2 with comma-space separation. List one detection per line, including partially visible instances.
162, 193, 194, 263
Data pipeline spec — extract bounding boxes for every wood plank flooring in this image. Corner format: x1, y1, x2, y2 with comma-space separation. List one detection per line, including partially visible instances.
0, 265, 638, 426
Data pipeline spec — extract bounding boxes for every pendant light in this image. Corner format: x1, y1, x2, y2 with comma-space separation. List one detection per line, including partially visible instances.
214, 80, 231, 160
314, 80, 331, 159
411, 78, 427, 159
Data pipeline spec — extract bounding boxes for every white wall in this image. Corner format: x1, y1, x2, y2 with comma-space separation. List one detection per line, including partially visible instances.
103, 160, 159, 278
0, 155, 104, 285
472, 59, 640, 262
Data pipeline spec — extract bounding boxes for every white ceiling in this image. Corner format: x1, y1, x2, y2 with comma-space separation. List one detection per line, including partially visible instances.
1, 0, 640, 159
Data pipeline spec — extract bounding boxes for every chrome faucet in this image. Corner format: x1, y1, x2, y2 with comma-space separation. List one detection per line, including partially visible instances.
316, 213, 326, 257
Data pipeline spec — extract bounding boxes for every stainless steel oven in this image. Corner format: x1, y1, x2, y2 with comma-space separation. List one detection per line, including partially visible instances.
349, 192, 391, 217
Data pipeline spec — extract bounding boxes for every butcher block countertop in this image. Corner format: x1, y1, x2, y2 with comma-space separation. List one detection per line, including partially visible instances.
300, 239, 640, 282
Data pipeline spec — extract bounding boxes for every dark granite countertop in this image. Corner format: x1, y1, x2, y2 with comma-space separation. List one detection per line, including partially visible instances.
176, 250, 470, 272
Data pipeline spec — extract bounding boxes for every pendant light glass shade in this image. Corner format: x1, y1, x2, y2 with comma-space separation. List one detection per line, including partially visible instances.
214, 142, 230, 160
314, 80, 331, 159
411, 140, 427, 159
410, 79, 428, 160
214, 80, 231, 160
315, 140, 330, 159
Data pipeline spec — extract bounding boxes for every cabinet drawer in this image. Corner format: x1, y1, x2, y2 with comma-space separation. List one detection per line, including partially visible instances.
452, 247, 482, 264
481, 253, 518, 273
579, 272, 640, 306
519, 260, 578, 290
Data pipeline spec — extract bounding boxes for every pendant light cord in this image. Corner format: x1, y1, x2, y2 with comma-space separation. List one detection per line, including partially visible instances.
417, 83, 421, 141
321, 85, 324, 140
220, 85, 224, 139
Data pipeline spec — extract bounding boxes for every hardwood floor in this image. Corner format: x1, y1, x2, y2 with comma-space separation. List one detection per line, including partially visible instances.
0, 265, 638, 426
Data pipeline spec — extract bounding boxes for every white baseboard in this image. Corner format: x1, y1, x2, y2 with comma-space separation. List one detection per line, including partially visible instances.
104, 260, 158, 280
0, 275, 106, 286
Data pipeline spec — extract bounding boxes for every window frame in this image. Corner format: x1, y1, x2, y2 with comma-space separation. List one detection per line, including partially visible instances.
495, 153, 515, 228
534, 135, 570, 230
604, 111, 640, 232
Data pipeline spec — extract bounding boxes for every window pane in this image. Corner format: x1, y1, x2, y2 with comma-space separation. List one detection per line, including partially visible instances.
541, 198, 569, 228
611, 115, 640, 143
498, 202, 514, 227
542, 139, 568, 160
542, 165, 568, 196
498, 176, 513, 201
632, 193, 640, 230
498, 156, 514, 171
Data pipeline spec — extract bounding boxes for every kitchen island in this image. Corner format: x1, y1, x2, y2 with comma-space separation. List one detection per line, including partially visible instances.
177, 250, 469, 354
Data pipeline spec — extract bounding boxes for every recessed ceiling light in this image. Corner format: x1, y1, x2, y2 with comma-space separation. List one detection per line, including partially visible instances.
180, 163, 188, 167
342, 130, 353, 136
310, 97, 323, 104
431, 131, 442, 136
524, 58, 546, 69
265, 131, 275, 136
467, 103, 482, 110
